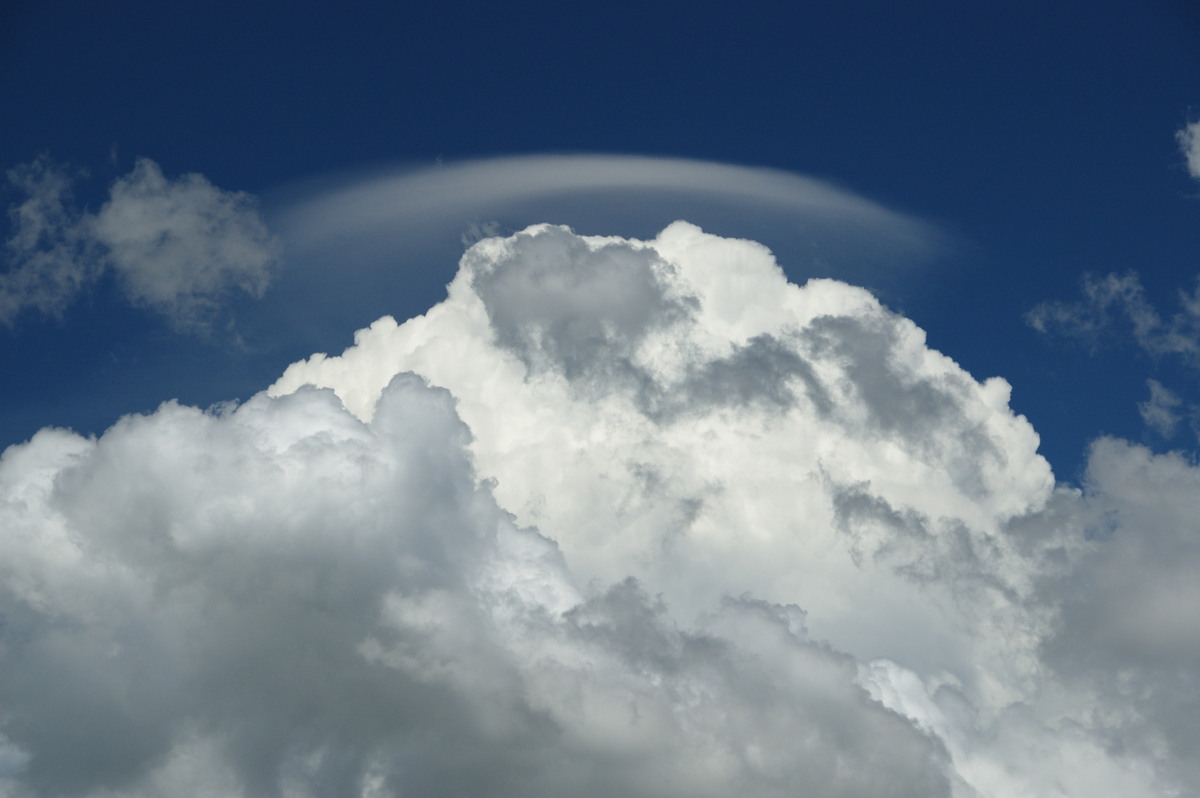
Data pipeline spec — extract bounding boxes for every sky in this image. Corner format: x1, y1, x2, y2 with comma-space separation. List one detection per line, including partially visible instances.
2, 1, 1200, 796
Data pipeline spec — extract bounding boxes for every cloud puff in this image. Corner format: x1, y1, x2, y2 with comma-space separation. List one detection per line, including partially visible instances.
1177, 120, 1200, 182
1, 157, 280, 331
5, 221, 1199, 796
91, 159, 281, 329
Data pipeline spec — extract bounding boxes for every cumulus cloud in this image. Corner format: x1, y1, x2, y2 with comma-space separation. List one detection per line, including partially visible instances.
0, 375, 952, 797
1042, 438, 1200, 791
269, 222, 1199, 796
1, 157, 280, 331
4, 221, 1199, 796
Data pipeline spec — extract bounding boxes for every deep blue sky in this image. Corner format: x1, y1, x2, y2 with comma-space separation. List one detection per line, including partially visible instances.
3, 0, 1199, 481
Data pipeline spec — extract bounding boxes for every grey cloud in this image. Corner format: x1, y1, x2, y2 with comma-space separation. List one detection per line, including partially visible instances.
469, 224, 693, 386
1, 157, 100, 324
1028, 271, 1200, 365
468, 225, 826, 421
547, 582, 955, 798
1, 377, 502, 795
1040, 438, 1200, 791
91, 159, 281, 330
1139, 379, 1184, 438
0, 371, 956, 797
831, 481, 933, 568
658, 334, 831, 418
1177, 120, 1200, 183
0, 157, 280, 332
803, 314, 962, 435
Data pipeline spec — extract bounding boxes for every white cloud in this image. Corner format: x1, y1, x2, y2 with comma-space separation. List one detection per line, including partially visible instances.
1176, 120, 1200, 182
0, 157, 280, 331
5, 221, 1200, 796
269, 222, 1190, 796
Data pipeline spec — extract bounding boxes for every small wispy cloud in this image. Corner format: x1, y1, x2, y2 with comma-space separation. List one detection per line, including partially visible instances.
1139, 379, 1183, 438
1027, 270, 1200, 364
1177, 120, 1200, 183
1, 156, 281, 332
1, 158, 101, 322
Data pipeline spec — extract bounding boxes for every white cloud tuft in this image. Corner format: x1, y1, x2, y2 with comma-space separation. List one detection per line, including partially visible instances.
0, 157, 280, 331
90, 159, 281, 329
5, 221, 1200, 796
1176, 120, 1200, 182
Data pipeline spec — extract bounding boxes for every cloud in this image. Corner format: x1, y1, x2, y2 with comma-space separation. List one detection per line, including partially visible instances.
1177, 120, 1200, 182
257, 154, 947, 346
1, 158, 100, 322
269, 222, 1195, 796
0, 375, 953, 797
1139, 379, 1184, 438
1041, 438, 1200, 791
90, 159, 281, 329
5, 221, 1200, 796
1, 157, 280, 331
1027, 270, 1200, 364
278, 155, 939, 250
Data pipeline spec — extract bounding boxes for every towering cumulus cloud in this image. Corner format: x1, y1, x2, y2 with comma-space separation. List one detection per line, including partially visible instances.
2, 222, 1198, 796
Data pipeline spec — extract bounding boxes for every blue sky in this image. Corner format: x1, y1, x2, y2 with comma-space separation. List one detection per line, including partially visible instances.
2, 0, 1198, 478
4, 3, 1200, 797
